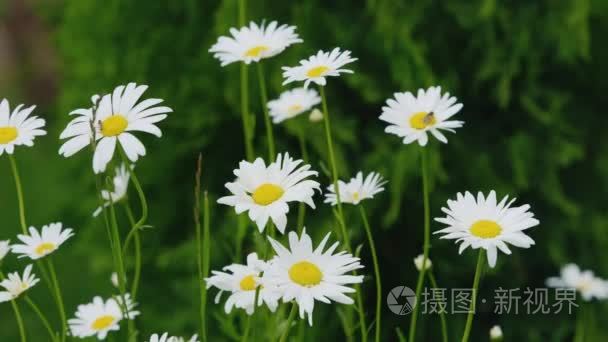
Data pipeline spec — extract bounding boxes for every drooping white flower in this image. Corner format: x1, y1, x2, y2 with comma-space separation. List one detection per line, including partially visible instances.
268, 88, 321, 123
264, 229, 364, 326
324, 171, 386, 206
59, 83, 172, 173
148, 333, 199, 342
380, 86, 464, 146
68, 294, 140, 340
11, 223, 74, 260
205, 253, 280, 315
434, 191, 539, 268
413, 254, 432, 271
218, 152, 320, 234
0, 99, 46, 155
93, 163, 131, 217
0, 240, 10, 261
546, 263, 608, 301
210, 21, 302, 66
490, 325, 503, 340
0, 265, 39, 302
282, 48, 357, 88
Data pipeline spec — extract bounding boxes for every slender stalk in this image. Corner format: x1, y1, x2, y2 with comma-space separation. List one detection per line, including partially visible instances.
47, 259, 67, 342
24, 296, 58, 342
574, 303, 586, 342
241, 314, 252, 342
123, 204, 142, 299
8, 154, 27, 234
461, 250, 485, 342
359, 205, 382, 342
409, 148, 431, 342
194, 155, 210, 342
296, 128, 309, 233
278, 303, 298, 342
428, 272, 448, 342
10, 299, 27, 342
256, 62, 275, 161
238, 0, 253, 161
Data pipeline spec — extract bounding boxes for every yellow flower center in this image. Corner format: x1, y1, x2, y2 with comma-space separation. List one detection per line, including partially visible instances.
35, 242, 56, 256
577, 280, 592, 292
252, 183, 284, 205
287, 104, 303, 115
101, 115, 128, 137
239, 275, 257, 291
244, 45, 270, 58
306, 66, 330, 78
352, 192, 360, 201
289, 261, 323, 287
91, 315, 115, 331
470, 220, 502, 239
409, 112, 437, 130
0, 126, 18, 144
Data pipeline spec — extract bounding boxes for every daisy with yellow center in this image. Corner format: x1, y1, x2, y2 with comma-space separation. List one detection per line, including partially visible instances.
434, 191, 540, 268
282, 48, 357, 88
209, 21, 302, 66
264, 229, 364, 326
380, 86, 464, 146
218, 152, 320, 234
0, 99, 46, 155
68, 294, 139, 340
58, 83, 172, 173
11, 223, 74, 260
324, 171, 386, 206
546, 264, 608, 301
267, 88, 321, 123
0, 265, 39, 302
205, 253, 280, 315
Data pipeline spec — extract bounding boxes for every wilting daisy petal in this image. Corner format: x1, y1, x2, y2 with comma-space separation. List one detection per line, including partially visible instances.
210, 21, 302, 66
68, 294, 139, 340
0, 240, 10, 261
0, 99, 46, 155
268, 88, 321, 123
546, 263, 608, 301
264, 229, 364, 326
148, 333, 199, 342
93, 163, 132, 217
434, 191, 539, 268
324, 171, 386, 206
379, 86, 464, 146
413, 254, 432, 271
206, 253, 280, 315
58, 95, 98, 158
282, 48, 357, 88
218, 152, 320, 234
0, 265, 39, 302
11, 223, 74, 260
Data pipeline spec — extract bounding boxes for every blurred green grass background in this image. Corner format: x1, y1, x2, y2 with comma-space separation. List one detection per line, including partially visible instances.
1, 0, 608, 340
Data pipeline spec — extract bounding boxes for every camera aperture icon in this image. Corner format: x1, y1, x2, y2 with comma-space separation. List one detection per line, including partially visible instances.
387, 286, 417, 315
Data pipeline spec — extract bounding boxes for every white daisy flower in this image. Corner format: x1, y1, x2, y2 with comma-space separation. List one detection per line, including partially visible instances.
205, 252, 280, 315
434, 191, 540, 268
324, 171, 386, 206
413, 254, 432, 271
264, 229, 364, 326
0, 265, 39, 302
148, 333, 199, 342
68, 294, 140, 340
0, 99, 46, 155
59, 83, 172, 173
11, 223, 74, 260
93, 163, 131, 217
282, 48, 357, 88
379, 86, 464, 146
308, 108, 323, 122
546, 263, 608, 301
268, 88, 321, 123
0, 240, 10, 261
218, 152, 320, 234
209, 21, 302, 66
490, 325, 503, 340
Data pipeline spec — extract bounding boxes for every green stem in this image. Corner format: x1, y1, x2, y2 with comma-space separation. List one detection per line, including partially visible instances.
47, 259, 67, 342
360, 205, 382, 342
256, 62, 275, 161
296, 128, 309, 233
428, 272, 448, 342
574, 303, 586, 342
238, 0, 253, 161
8, 154, 27, 234
241, 314, 252, 342
123, 204, 142, 299
409, 148, 431, 342
25, 296, 58, 342
10, 299, 27, 342
194, 154, 210, 342
278, 303, 298, 342
461, 250, 485, 342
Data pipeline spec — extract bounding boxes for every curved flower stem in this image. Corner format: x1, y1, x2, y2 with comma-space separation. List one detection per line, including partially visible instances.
10, 299, 27, 342
278, 302, 298, 342
359, 205, 382, 342
238, 0, 253, 160
428, 271, 448, 342
194, 155, 211, 342
123, 204, 142, 300
119, 149, 148, 256
8, 154, 27, 234
256, 62, 275, 161
461, 249, 485, 342
47, 259, 67, 342
409, 148, 431, 342
296, 127, 309, 233
24, 295, 58, 342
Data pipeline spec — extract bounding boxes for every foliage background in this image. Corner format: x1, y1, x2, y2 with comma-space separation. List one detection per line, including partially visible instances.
1, 0, 608, 340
